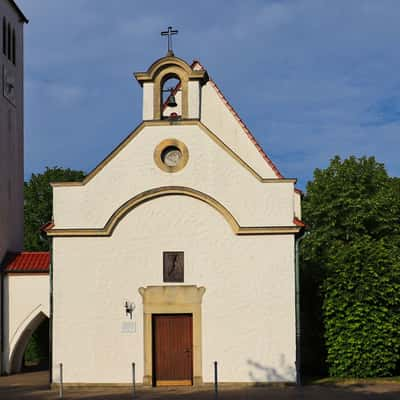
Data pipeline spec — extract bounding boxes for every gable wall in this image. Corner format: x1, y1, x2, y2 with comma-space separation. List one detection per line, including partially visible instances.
53, 124, 295, 230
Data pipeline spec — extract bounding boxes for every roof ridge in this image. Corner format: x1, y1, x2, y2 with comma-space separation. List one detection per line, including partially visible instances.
191, 60, 205, 70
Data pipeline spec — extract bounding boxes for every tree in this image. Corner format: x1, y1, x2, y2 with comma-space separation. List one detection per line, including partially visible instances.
24, 167, 85, 251
301, 156, 400, 377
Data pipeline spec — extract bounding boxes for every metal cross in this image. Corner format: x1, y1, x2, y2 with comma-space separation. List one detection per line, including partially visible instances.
161, 26, 178, 56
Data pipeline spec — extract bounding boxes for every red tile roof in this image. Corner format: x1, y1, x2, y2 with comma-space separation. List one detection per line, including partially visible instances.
3, 252, 50, 273
40, 221, 54, 232
294, 188, 303, 196
293, 217, 306, 228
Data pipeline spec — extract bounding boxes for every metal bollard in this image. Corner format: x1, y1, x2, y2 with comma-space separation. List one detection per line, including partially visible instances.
214, 361, 218, 399
132, 362, 136, 399
59, 363, 63, 399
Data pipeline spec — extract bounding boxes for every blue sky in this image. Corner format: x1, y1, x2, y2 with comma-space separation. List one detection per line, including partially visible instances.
19, 0, 400, 189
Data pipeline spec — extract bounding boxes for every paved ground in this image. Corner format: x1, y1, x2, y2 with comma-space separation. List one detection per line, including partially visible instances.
1, 371, 400, 399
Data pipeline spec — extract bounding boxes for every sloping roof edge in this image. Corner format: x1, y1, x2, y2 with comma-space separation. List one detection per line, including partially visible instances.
7, 0, 29, 23
191, 60, 284, 179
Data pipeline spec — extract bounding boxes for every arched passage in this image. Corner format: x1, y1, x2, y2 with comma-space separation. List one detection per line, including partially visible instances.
9, 311, 49, 373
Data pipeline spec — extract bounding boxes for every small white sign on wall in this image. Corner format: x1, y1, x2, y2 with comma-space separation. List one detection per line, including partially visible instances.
121, 320, 136, 334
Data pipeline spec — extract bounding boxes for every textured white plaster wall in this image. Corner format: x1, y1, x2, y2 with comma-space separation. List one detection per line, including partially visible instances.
52, 196, 296, 384
294, 191, 301, 219
53, 124, 294, 229
142, 82, 154, 120
4, 274, 49, 371
163, 90, 182, 117
188, 80, 200, 119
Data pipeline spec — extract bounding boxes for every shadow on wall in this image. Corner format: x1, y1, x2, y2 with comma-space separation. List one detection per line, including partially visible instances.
247, 354, 296, 382
300, 255, 327, 378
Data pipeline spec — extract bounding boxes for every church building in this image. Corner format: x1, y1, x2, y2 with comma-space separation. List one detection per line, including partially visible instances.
43, 41, 304, 386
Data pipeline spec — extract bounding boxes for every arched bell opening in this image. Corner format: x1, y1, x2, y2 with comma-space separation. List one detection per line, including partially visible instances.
9, 312, 49, 374
161, 73, 182, 119
135, 55, 208, 121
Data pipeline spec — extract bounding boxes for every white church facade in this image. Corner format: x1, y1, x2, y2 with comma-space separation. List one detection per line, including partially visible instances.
44, 54, 304, 386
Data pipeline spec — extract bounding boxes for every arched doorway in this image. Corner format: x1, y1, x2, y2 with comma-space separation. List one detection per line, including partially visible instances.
9, 311, 49, 374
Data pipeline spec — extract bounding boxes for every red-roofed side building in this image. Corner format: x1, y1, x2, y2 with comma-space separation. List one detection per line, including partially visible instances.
1, 251, 50, 374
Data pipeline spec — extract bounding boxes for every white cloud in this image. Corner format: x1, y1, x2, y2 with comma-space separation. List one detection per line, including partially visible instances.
26, 79, 85, 107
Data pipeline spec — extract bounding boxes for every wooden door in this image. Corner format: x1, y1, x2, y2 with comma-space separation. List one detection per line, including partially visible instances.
152, 314, 193, 386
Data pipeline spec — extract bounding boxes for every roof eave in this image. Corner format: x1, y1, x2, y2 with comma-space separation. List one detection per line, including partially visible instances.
5, 270, 49, 274
7, 0, 29, 23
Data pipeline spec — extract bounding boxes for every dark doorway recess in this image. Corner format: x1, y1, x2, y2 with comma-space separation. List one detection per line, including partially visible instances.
10, 313, 49, 374
22, 317, 49, 372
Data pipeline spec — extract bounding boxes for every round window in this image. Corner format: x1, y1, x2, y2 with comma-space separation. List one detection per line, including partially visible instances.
154, 139, 189, 172
161, 146, 182, 167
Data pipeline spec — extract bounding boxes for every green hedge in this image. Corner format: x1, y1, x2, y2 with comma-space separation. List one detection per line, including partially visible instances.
302, 156, 400, 377
323, 238, 400, 377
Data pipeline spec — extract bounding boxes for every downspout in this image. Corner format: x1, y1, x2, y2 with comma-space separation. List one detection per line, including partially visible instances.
295, 230, 309, 386
39, 226, 53, 385
49, 237, 53, 385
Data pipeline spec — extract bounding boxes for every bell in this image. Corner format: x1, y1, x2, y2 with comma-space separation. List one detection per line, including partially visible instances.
167, 94, 177, 108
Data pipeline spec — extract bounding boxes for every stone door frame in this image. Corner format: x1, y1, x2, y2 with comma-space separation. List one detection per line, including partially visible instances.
139, 285, 206, 386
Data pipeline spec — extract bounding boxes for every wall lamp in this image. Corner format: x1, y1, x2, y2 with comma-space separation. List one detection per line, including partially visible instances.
125, 301, 135, 319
